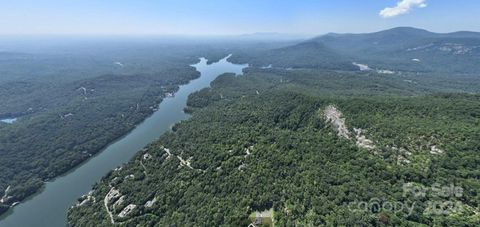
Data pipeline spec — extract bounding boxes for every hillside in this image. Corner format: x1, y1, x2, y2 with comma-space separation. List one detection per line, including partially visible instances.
316, 27, 480, 73
231, 41, 355, 70
68, 66, 480, 226
0, 43, 236, 216
68, 28, 480, 226
231, 27, 480, 73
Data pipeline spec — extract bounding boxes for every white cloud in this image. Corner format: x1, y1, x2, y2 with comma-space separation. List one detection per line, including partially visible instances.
380, 0, 427, 18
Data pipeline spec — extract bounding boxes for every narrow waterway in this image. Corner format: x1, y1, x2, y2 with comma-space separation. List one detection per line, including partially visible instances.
0, 55, 247, 227
0, 118, 17, 124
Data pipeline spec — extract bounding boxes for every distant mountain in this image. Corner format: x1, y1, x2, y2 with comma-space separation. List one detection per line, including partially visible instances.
247, 40, 355, 70
0, 51, 30, 59
315, 27, 480, 54
237, 27, 480, 73
311, 27, 480, 73
235, 32, 312, 41
317, 27, 435, 52
232, 36, 355, 70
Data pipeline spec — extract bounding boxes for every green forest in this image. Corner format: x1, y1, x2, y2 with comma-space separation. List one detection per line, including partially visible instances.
2, 28, 480, 225
68, 66, 480, 226
0, 42, 243, 215
0, 40, 296, 216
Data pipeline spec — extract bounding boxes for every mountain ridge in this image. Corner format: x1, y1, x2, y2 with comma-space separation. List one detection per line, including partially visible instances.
319, 27, 480, 39
232, 27, 480, 73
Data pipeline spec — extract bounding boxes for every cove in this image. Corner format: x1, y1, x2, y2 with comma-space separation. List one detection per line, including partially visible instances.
0, 55, 247, 227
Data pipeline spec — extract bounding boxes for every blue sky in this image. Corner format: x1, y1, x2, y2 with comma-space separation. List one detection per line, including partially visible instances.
1, 0, 479, 35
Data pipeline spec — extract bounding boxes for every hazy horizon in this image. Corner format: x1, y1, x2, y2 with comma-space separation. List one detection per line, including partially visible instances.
2, 0, 480, 36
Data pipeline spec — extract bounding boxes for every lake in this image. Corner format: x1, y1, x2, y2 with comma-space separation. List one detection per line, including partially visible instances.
0, 118, 17, 124
0, 55, 247, 227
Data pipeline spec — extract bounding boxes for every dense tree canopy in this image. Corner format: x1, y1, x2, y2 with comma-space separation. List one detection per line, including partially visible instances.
69, 66, 480, 226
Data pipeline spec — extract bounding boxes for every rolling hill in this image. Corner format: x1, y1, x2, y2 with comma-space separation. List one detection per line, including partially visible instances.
232, 27, 480, 74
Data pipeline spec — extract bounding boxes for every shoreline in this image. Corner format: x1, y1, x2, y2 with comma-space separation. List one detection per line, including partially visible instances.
0, 62, 203, 219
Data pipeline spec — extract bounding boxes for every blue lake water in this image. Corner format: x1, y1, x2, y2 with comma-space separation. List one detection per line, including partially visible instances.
0, 118, 17, 124
0, 55, 247, 227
